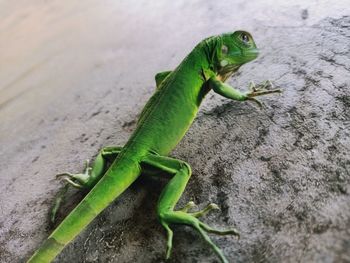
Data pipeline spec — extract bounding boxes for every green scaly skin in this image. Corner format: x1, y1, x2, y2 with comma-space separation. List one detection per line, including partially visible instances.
28, 31, 281, 263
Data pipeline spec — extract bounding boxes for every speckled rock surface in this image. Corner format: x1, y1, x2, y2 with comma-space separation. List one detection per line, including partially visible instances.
0, 1, 349, 263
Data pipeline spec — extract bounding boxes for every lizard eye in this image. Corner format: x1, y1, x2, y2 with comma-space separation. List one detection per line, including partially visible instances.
240, 33, 250, 44
221, 45, 228, 55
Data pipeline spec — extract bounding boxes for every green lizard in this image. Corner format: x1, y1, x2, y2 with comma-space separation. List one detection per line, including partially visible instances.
28, 31, 281, 263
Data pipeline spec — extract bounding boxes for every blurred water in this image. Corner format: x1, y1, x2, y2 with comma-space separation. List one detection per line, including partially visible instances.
1, 0, 349, 159
1, 0, 349, 100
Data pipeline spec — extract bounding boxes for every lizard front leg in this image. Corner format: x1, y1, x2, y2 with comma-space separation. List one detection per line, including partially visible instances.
209, 76, 282, 108
141, 154, 238, 263
51, 146, 123, 223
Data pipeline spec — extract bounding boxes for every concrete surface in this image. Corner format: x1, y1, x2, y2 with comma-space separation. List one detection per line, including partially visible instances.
0, 0, 350, 262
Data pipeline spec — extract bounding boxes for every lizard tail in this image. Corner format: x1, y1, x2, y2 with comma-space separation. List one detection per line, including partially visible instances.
27, 157, 141, 263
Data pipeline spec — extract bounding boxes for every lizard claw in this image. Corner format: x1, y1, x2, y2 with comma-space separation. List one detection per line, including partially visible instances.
179, 202, 220, 217
190, 203, 220, 218
159, 208, 239, 263
56, 173, 83, 188
55, 159, 93, 188
247, 97, 264, 109
51, 160, 93, 224
246, 80, 282, 108
248, 81, 257, 92
50, 184, 69, 224
179, 201, 196, 212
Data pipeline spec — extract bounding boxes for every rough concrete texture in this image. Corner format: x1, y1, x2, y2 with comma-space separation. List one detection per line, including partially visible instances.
1, 1, 350, 262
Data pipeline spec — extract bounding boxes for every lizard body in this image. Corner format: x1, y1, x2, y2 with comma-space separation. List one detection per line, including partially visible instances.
28, 31, 281, 263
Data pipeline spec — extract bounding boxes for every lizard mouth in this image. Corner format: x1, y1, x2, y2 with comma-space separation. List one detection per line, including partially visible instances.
244, 48, 259, 58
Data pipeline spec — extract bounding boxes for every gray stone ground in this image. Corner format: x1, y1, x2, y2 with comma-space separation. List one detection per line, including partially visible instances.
0, 1, 349, 262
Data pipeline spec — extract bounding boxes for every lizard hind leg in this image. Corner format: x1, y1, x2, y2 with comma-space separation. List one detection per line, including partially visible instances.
50, 146, 123, 223
141, 154, 239, 263
56, 146, 123, 189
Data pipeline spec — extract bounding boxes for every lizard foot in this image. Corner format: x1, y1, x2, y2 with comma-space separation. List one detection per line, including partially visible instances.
56, 159, 93, 188
51, 160, 93, 224
50, 183, 69, 224
159, 210, 239, 263
179, 201, 196, 212
179, 201, 220, 218
190, 203, 220, 218
246, 80, 282, 108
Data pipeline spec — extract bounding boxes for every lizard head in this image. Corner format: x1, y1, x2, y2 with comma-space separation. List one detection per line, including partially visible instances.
215, 31, 259, 80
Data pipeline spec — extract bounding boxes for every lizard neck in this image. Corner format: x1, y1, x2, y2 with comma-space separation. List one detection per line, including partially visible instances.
173, 40, 214, 107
